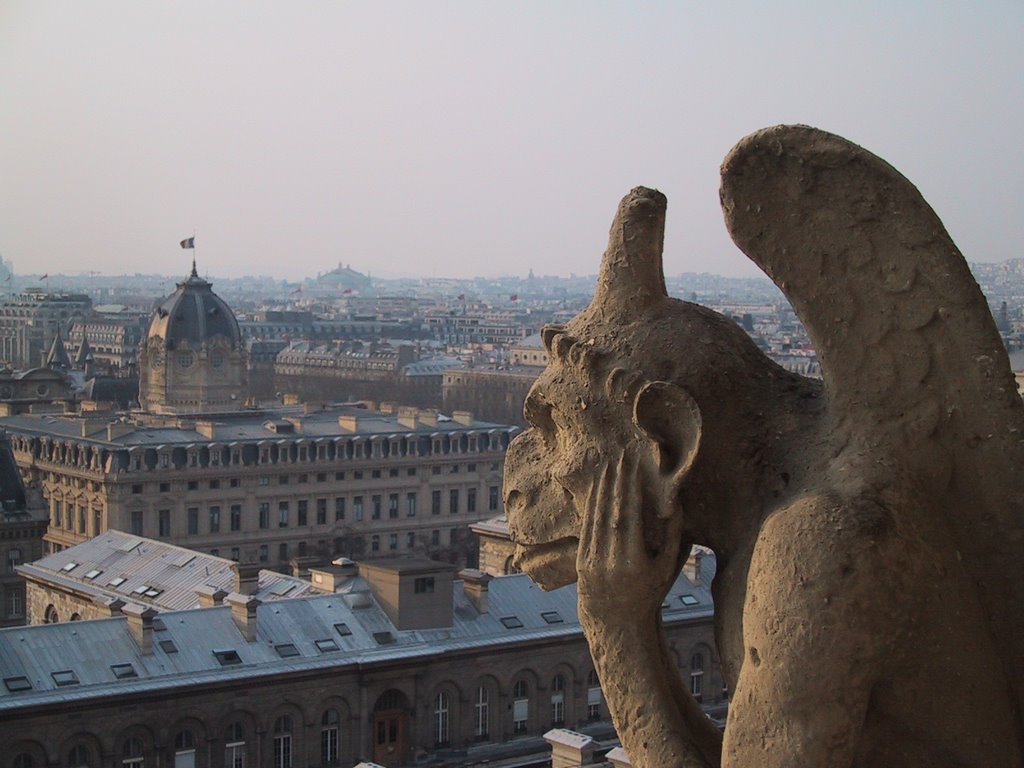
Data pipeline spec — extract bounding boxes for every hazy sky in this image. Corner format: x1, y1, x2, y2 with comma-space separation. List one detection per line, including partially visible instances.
2, 2, 1021, 281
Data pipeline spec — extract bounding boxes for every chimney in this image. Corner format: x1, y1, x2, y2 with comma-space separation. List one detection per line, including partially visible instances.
605, 747, 632, 767
231, 562, 262, 596
122, 603, 157, 655
309, 562, 358, 593
452, 410, 474, 426
196, 584, 228, 608
544, 729, 596, 767
684, 548, 704, 584
92, 594, 125, 617
338, 413, 360, 431
459, 568, 491, 614
225, 593, 260, 642
417, 409, 438, 427
397, 406, 419, 429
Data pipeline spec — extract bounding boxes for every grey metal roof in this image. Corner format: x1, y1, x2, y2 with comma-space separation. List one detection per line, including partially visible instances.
18, 530, 315, 612
0, 567, 713, 710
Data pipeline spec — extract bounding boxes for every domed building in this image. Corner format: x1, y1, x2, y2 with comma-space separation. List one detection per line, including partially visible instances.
138, 264, 247, 414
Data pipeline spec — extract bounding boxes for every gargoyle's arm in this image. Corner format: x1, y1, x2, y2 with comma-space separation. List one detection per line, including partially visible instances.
577, 456, 723, 768
722, 494, 880, 768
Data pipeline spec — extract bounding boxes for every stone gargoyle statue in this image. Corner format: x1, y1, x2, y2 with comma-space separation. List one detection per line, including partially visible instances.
503, 125, 1024, 767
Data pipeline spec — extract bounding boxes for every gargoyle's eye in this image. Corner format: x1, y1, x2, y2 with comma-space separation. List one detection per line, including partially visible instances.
524, 390, 556, 433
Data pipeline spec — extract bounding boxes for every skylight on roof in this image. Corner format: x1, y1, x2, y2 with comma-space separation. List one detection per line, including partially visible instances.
373, 632, 395, 645
153, 618, 167, 631
132, 585, 149, 595
213, 649, 242, 666
541, 611, 563, 624
500, 616, 524, 629
315, 639, 339, 653
144, 588, 163, 598
3, 676, 31, 693
84, 569, 103, 580
679, 594, 700, 606
61, 562, 78, 572
333, 622, 352, 637
108, 576, 126, 587
52, 670, 80, 686
274, 643, 300, 658
110, 663, 137, 679
159, 639, 178, 654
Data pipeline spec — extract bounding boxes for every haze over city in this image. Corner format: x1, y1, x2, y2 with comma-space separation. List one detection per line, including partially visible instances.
2, 2, 1022, 280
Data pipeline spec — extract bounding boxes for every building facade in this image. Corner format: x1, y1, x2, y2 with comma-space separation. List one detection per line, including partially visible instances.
1, 403, 515, 569
0, 560, 724, 768
0, 291, 93, 370
0, 435, 47, 628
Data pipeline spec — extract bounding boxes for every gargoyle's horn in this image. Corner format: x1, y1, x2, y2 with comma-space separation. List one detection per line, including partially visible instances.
590, 186, 669, 315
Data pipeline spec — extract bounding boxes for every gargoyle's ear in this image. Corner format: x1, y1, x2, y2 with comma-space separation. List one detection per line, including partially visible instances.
632, 381, 702, 491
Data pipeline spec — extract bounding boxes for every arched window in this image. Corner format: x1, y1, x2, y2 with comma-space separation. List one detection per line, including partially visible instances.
512, 680, 529, 734
551, 674, 565, 725
434, 692, 450, 745
70, 613, 82, 622
44, 604, 59, 624
121, 737, 144, 767
474, 686, 490, 739
273, 716, 292, 768
690, 653, 704, 701
67, 745, 91, 768
587, 670, 602, 720
224, 721, 246, 768
320, 709, 340, 765
174, 730, 196, 768
13, 754, 34, 768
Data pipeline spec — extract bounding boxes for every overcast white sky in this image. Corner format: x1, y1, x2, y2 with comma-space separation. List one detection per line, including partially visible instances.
1, 2, 1021, 280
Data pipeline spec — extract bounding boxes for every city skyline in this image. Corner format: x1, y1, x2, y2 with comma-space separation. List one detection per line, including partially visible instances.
2, 3, 1022, 280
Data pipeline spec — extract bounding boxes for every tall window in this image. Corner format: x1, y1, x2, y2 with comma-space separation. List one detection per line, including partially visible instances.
174, 730, 196, 768
259, 502, 270, 529
406, 492, 417, 517
434, 692, 450, 746
371, 495, 382, 520
230, 504, 242, 531
209, 506, 221, 533
297, 500, 308, 526
158, 509, 170, 537
316, 498, 327, 525
587, 670, 602, 720
273, 716, 292, 768
278, 502, 289, 527
467, 488, 477, 513
7, 547, 22, 573
334, 497, 346, 521
68, 745, 91, 768
224, 721, 246, 768
690, 653, 704, 701
489, 485, 500, 511
321, 709, 339, 765
130, 509, 143, 536
7, 589, 24, 618
121, 737, 144, 767
353, 496, 364, 521
475, 686, 490, 738
431, 490, 441, 515
389, 493, 399, 519
449, 489, 459, 514
512, 680, 529, 734
551, 674, 565, 725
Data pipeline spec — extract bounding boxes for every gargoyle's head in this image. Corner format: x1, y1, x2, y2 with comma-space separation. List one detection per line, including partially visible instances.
504, 187, 707, 589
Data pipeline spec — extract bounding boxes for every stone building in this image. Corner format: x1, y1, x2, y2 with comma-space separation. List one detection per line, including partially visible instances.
442, 366, 540, 427
0, 403, 515, 568
0, 290, 93, 370
17, 530, 319, 625
68, 307, 149, 375
0, 558, 724, 767
0, 435, 46, 628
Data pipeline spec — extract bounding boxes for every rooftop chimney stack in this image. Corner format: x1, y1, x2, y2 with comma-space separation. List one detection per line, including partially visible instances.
231, 562, 261, 596
544, 729, 596, 767
196, 584, 228, 608
225, 593, 260, 642
122, 603, 157, 655
459, 568, 492, 614
605, 747, 632, 767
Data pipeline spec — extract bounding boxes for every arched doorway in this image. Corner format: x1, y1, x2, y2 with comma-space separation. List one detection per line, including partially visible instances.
372, 689, 410, 765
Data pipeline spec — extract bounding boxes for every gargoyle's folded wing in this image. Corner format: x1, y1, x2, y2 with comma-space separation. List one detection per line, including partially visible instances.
720, 124, 1024, 714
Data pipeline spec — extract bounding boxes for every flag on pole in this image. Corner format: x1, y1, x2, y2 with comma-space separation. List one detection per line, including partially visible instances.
509, 293, 518, 302
291, 287, 302, 295
342, 288, 353, 295
457, 293, 465, 300
180, 237, 195, 249
40, 273, 48, 280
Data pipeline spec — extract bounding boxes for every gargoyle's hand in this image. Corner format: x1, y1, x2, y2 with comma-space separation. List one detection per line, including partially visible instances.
576, 450, 686, 617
